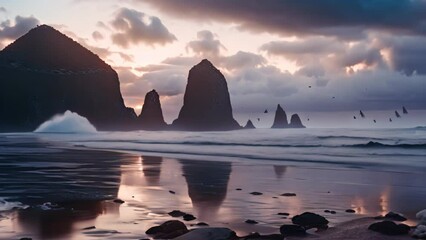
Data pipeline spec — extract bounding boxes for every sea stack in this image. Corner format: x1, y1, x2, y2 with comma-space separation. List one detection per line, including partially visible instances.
289, 114, 306, 128
271, 104, 288, 128
138, 90, 167, 130
0, 25, 136, 132
244, 120, 255, 129
172, 59, 240, 131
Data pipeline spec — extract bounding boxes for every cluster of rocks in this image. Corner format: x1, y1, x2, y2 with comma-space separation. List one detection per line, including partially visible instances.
143, 209, 426, 240
271, 104, 305, 129
367, 210, 426, 239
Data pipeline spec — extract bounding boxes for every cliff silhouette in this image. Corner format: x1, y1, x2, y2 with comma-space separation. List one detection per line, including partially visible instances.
0, 25, 136, 131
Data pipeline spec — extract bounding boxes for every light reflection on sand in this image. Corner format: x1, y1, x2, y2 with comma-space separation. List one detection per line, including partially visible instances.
1, 153, 425, 239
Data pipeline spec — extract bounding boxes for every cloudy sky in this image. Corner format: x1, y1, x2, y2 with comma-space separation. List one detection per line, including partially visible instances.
0, 0, 425, 127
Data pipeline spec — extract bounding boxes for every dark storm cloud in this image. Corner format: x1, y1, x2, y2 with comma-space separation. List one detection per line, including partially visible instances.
383, 36, 426, 75
142, 0, 426, 39
0, 15, 40, 40
111, 8, 176, 48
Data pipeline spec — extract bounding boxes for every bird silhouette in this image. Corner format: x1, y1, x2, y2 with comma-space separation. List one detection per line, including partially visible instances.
403, 106, 408, 114
395, 111, 401, 118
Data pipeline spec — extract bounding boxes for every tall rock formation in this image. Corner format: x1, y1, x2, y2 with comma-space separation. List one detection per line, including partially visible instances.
271, 104, 288, 128
172, 59, 240, 131
138, 89, 167, 130
289, 114, 306, 128
0, 25, 136, 132
244, 119, 255, 129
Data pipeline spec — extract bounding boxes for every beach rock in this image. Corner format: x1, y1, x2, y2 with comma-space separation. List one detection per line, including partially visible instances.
19, 238, 32, 240
278, 212, 290, 216
250, 192, 263, 196
82, 226, 96, 230
292, 212, 329, 229
384, 212, 407, 221
113, 199, 125, 204
168, 210, 187, 217
0, 25, 137, 132
241, 232, 284, 240
417, 209, 426, 225
368, 221, 410, 235
194, 222, 209, 226
271, 104, 288, 128
245, 219, 259, 224
345, 209, 356, 213
280, 193, 296, 197
146, 220, 188, 239
172, 59, 240, 131
412, 225, 426, 239
174, 228, 236, 240
280, 224, 306, 236
244, 119, 256, 129
138, 89, 167, 130
183, 214, 196, 221
288, 114, 306, 128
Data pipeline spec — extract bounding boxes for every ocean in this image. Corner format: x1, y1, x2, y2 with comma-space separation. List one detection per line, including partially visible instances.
0, 128, 425, 239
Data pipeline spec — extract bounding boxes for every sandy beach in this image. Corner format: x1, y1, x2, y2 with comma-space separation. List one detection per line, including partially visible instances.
0, 131, 425, 239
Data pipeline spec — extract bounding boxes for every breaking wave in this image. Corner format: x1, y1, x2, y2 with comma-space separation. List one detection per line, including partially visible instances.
34, 110, 97, 133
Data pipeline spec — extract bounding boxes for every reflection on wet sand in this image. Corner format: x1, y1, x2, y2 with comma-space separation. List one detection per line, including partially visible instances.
141, 156, 163, 185
179, 159, 232, 220
15, 200, 119, 239
273, 165, 287, 179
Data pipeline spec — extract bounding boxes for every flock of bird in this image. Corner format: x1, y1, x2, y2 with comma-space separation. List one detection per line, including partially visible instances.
353, 106, 408, 123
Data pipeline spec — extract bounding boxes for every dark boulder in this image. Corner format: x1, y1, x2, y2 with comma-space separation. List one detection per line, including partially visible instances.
0, 25, 137, 132
280, 224, 306, 236
146, 220, 188, 239
292, 212, 329, 229
183, 214, 197, 221
271, 104, 288, 128
168, 210, 187, 217
288, 114, 305, 128
384, 212, 407, 222
172, 59, 240, 131
138, 89, 167, 130
368, 221, 410, 235
244, 119, 255, 129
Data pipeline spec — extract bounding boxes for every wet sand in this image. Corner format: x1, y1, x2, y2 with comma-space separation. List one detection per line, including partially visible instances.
0, 136, 425, 239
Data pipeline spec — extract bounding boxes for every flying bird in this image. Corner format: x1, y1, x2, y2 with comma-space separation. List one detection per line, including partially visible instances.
403, 106, 408, 114
373, 120, 376, 123
353, 116, 357, 119
395, 111, 401, 118
389, 118, 392, 122
308, 86, 312, 88
257, 118, 260, 122
360, 111, 365, 118
264, 109, 268, 114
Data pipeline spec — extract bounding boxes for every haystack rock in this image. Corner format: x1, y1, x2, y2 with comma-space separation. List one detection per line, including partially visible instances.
289, 114, 306, 128
172, 59, 240, 131
138, 89, 167, 130
244, 120, 255, 129
271, 104, 288, 128
0, 25, 136, 132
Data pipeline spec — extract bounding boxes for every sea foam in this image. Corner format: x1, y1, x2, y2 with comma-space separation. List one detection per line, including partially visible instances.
34, 110, 97, 133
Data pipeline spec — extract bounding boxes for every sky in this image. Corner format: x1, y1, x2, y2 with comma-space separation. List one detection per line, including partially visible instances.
0, 0, 425, 127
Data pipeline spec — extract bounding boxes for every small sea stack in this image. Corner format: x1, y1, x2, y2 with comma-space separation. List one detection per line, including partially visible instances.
138, 89, 167, 130
289, 114, 306, 128
271, 104, 288, 128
